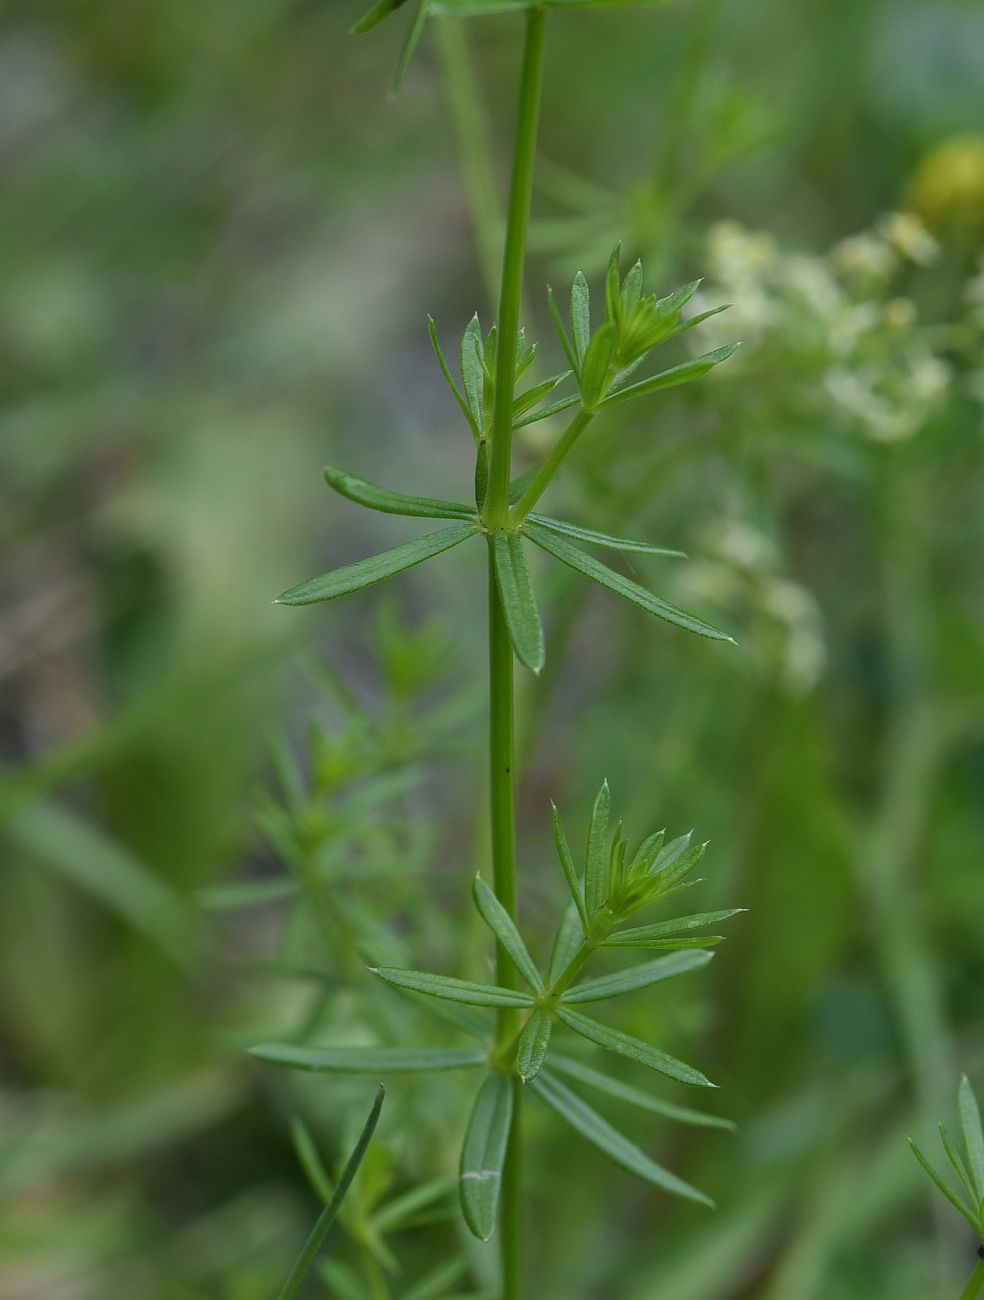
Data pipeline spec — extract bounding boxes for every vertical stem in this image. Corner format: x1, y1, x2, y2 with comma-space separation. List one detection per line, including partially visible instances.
483, 6, 548, 528
961, 1257, 984, 1300
481, 14, 547, 1296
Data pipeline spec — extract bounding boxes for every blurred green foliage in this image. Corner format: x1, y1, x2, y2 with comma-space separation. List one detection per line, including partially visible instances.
1, 0, 983, 1296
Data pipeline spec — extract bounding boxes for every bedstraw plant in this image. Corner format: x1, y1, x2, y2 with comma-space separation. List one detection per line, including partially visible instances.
253, 2, 742, 1294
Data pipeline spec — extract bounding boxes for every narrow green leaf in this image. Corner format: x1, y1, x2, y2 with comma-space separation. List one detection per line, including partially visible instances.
526, 523, 733, 643
509, 467, 539, 505
653, 841, 707, 893
579, 320, 616, 408
652, 831, 694, 874
621, 259, 644, 317
604, 244, 621, 326
428, 316, 480, 439
459, 1073, 513, 1241
492, 531, 545, 673
959, 1075, 984, 1197
548, 899, 586, 986
372, 1174, 458, 1232
461, 314, 485, 429
940, 1123, 979, 1209
392, 0, 428, 89
513, 372, 571, 418
512, 392, 582, 428
374, 967, 534, 1008
908, 1139, 980, 1230
627, 830, 666, 876
275, 1087, 384, 1300
516, 1008, 553, 1082
352, 0, 412, 33
289, 1117, 335, 1203
548, 1053, 735, 1130
401, 1259, 469, 1300
531, 1070, 713, 1207
324, 465, 475, 521
562, 950, 714, 1004
584, 779, 612, 915
672, 303, 731, 336
474, 437, 489, 511
570, 271, 591, 366
472, 876, 543, 992
604, 910, 745, 948
527, 514, 684, 557
250, 1044, 486, 1073
276, 524, 478, 605
547, 285, 579, 374
557, 1006, 714, 1087
551, 802, 589, 933
601, 343, 740, 407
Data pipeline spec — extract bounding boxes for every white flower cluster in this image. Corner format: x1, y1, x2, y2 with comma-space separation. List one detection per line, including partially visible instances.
689, 215, 965, 444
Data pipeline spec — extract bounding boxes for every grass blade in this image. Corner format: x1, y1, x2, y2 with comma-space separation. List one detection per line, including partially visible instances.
531, 1070, 713, 1207
551, 801, 589, 932
324, 464, 475, 521
557, 1006, 714, 1087
473, 876, 543, 992
275, 1086, 384, 1300
250, 1044, 486, 1072
548, 1053, 735, 1130
526, 523, 733, 642
516, 1008, 553, 1082
460, 1073, 514, 1241
584, 779, 611, 915
527, 514, 685, 557
276, 524, 478, 605
562, 949, 714, 1004
960, 1075, 984, 1197
374, 967, 535, 1008
492, 532, 545, 673
601, 343, 739, 407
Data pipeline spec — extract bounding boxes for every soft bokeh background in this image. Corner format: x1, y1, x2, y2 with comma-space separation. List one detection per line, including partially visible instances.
2, 0, 984, 1296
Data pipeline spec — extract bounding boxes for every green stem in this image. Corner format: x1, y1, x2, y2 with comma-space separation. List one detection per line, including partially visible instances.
961, 1256, 984, 1300
510, 407, 594, 522
483, 5, 548, 528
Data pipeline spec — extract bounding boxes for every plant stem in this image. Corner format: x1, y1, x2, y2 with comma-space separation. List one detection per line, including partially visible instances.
483, 14, 548, 1295
510, 407, 594, 522
961, 1256, 984, 1300
483, 5, 548, 529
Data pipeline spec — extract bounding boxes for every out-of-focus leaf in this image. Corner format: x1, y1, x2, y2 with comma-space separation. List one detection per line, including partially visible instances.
374, 967, 535, 1008
402, 1258, 470, 1300
516, 1009, 553, 1082
372, 1175, 458, 1232
601, 344, 739, 407
557, 1007, 714, 1086
526, 523, 733, 642
959, 1075, 984, 1196
473, 876, 543, 991
352, 0, 414, 34
527, 514, 684, 557
584, 779, 611, 915
562, 950, 714, 1004
548, 1054, 735, 1130
276, 524, 479, 605
532, 1070, 713, 1206
324, 465, 476, 521
492, 532, 545, 673
939, 1123, 978, 1207
459, 1073, 513, 1241
392, 0, 429, 89
249, 1045, 487, 1072
275, 1087, 384, 1300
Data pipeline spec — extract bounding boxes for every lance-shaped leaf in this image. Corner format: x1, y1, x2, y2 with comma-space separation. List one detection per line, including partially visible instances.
516, 1008, 553, 1082
428, 316, 480, 438
584, 780, 611, 914
275, 1087, 384, 1300
908, 1139, 981, 1231
601, 343, 739, 407
579, 321, 616, 408
513, 391, 582, 429
569, 271, 591, 366
531, 1070, 712, 1207
557, 1006, 713, 1087
473, 876, 543, 993
526, 523, 733, 642
392, 0, 428, 89
352, 0, 413, 33
552, 802, 589, 932
604, 910, 744, 948
459, 1073, 513, 1241
548, 1053, 735, 1131
562, 950, 714, 1004
548, 898, 586, 986
250, 1044, 486, 1073
461, 314, 485, 431
374, 966, 534, 1008
324, 465, 476, 521
513, 372, 572, 419
527, 514, 684, 557
547, 285, 578, 374
277, 524, 478, 606
492, 532, 545, 673
959, 1075, 984, 1197
939, 1123, 978, 1207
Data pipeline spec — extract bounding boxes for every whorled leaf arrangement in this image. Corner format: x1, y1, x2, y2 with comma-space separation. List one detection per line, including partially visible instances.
275, 251, 737, 676
254, 784, 743, 1239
